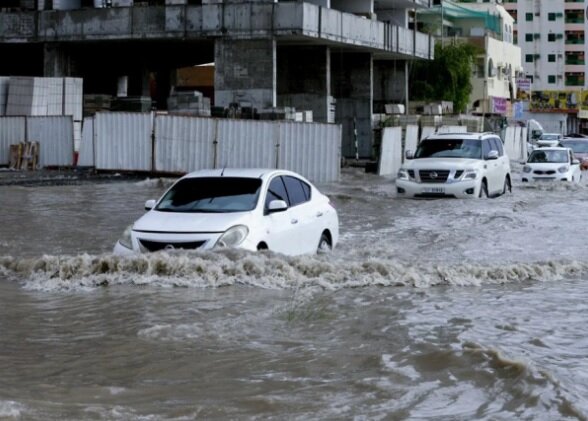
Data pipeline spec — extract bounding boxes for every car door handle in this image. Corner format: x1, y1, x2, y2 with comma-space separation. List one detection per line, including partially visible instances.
316, 211, 323, 217
291, 219, 298, 224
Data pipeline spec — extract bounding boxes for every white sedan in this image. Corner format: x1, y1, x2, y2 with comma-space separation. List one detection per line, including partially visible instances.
521, 147, 582, 183
113, 168, 339, 256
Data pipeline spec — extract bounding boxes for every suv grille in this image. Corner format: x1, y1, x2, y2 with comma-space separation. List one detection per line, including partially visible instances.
139, 239, 206, 252
419, 170, 450, 183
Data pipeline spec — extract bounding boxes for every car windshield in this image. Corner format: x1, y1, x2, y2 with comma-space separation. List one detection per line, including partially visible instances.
156, 177, 262, 213
528, 150, 568, 163
414, 138, 482, 159
560, 141, 588, 154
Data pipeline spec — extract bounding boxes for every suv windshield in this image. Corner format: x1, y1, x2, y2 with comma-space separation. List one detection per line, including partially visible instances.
415, 138, 482, 159
156, 177, 262, 213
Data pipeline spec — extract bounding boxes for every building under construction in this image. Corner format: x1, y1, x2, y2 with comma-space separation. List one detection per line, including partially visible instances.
0, 0, 434, 158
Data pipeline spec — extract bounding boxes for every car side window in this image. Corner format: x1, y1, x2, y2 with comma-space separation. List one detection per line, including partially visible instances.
492, 138, 504, 156
482, 139, 492, 159
283, 176, 308, 207
265, 176, 289, 209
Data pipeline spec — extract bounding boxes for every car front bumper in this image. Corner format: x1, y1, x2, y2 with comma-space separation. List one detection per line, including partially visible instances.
395, 179, 480, 198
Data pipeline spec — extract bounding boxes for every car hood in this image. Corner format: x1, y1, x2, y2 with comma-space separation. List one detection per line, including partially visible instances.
132, 210, 251, 233
403, 158, 484, 169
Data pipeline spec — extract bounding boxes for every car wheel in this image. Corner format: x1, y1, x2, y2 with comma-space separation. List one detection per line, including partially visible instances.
502, 176, 512, 195
317, 232, 332, 254
478, 180, 488, 198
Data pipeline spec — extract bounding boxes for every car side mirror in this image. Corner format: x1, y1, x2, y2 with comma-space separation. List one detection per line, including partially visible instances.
405, 150, 414, 160
267, 199, 288, 213
486, 150, 499, 160
573, 159, 580, 165
144, 199, 156, 210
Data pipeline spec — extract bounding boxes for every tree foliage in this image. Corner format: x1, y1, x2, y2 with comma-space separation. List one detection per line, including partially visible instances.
409, 42, 479, 113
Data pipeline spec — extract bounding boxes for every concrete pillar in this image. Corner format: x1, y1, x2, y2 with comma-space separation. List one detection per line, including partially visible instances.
214, 38, 276, 111
43, 43, 75, 77
332, 52, 373, 159
277, 46, 331, 123
373, 60, 409, 114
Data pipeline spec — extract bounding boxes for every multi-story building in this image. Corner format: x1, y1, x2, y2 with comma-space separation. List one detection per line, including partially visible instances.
0, 0, 435, 159
503, 0, 586, 132
503, 0, 585, 92
419, 0, 522, 118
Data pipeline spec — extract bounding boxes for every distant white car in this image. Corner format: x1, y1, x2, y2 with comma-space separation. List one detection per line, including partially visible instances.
113, 168, 339, 256
521, 147, 582, 183
536, 132, 563, 148
396, 132, 512, 198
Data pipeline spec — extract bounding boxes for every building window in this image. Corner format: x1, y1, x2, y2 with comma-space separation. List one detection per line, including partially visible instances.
548, 75, 556, 84
525, 13, 533, 21
548, 13, 556, 21
525, 54, 534, 62
525, 33, 533, 42
548, 54, 556, 62
548, 33, 556, 42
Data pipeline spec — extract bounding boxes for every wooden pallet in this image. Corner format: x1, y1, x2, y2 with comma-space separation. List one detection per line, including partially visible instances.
8, 141, 39, 170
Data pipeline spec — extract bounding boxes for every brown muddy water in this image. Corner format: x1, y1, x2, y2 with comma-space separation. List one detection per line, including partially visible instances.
1, 167, 588, 420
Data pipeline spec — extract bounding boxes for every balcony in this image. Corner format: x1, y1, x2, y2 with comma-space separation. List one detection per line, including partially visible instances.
0, 4, 434, 60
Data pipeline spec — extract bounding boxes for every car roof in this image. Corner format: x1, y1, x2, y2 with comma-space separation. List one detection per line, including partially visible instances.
530, 146, 569, 152
424, 131, 498, 140
181, 168, 305, 181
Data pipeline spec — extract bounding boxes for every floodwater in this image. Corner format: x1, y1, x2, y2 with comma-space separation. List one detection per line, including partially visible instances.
1, 167, 588, 420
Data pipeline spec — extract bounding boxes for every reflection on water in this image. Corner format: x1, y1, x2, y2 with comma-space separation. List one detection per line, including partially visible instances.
1, 169, 588, 419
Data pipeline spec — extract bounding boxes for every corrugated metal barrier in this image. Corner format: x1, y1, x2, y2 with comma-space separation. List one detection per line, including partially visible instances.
81, 112, 341, 183
0, 116, 73, 167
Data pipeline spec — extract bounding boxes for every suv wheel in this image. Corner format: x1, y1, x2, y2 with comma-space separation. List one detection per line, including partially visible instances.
478, 180, 488, 198
502, 176, 512, 195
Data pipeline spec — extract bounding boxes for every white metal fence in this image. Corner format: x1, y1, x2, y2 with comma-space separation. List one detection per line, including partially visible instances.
79, 112, 342, 183
0, 116, 74, 167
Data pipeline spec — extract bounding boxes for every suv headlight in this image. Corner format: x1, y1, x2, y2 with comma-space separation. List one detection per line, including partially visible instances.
118, 225, 133, 249
215, 225, 249, 248
397, 169, 409, 180
463, 169, 479, 180
523, 165, 532, 173
558, 165, 569, 173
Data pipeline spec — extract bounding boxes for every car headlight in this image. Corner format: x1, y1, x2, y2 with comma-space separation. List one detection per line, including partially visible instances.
463, 169, 478, 180
558, 165, 569, 173
523, 165, 532, 173
215, 225, 249, 248
118, 225, 133, 249
397, 169, 409, 180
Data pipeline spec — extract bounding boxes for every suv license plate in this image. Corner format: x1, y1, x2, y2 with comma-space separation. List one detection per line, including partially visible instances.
424, 187, 444, 194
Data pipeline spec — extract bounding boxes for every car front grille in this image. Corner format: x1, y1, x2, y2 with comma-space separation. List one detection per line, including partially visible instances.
418, 170, 450, 183
533, 170, 556, 175
139, 239, 206, 252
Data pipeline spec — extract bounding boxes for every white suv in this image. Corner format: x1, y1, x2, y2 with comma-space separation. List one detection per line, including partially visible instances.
396, 132, 512, 198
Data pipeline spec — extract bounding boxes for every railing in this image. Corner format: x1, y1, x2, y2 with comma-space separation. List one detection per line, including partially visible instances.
0, 4, 434, 60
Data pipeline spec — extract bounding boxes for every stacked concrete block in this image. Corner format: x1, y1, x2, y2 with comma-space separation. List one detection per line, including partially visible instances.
64, 77, 83, 121
6, 77, 46, 116
167, 90, 211, 117
5, 76, 83, 118
46, 78, 64, 116
112, 0, 133, 7
0, 77, 9, 116
83, 94, 112, 115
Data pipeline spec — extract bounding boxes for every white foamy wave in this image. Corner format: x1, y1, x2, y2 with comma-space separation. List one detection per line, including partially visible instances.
0, 251, 586, 292
0, 400, 26, 418
133, 177, 175, 188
